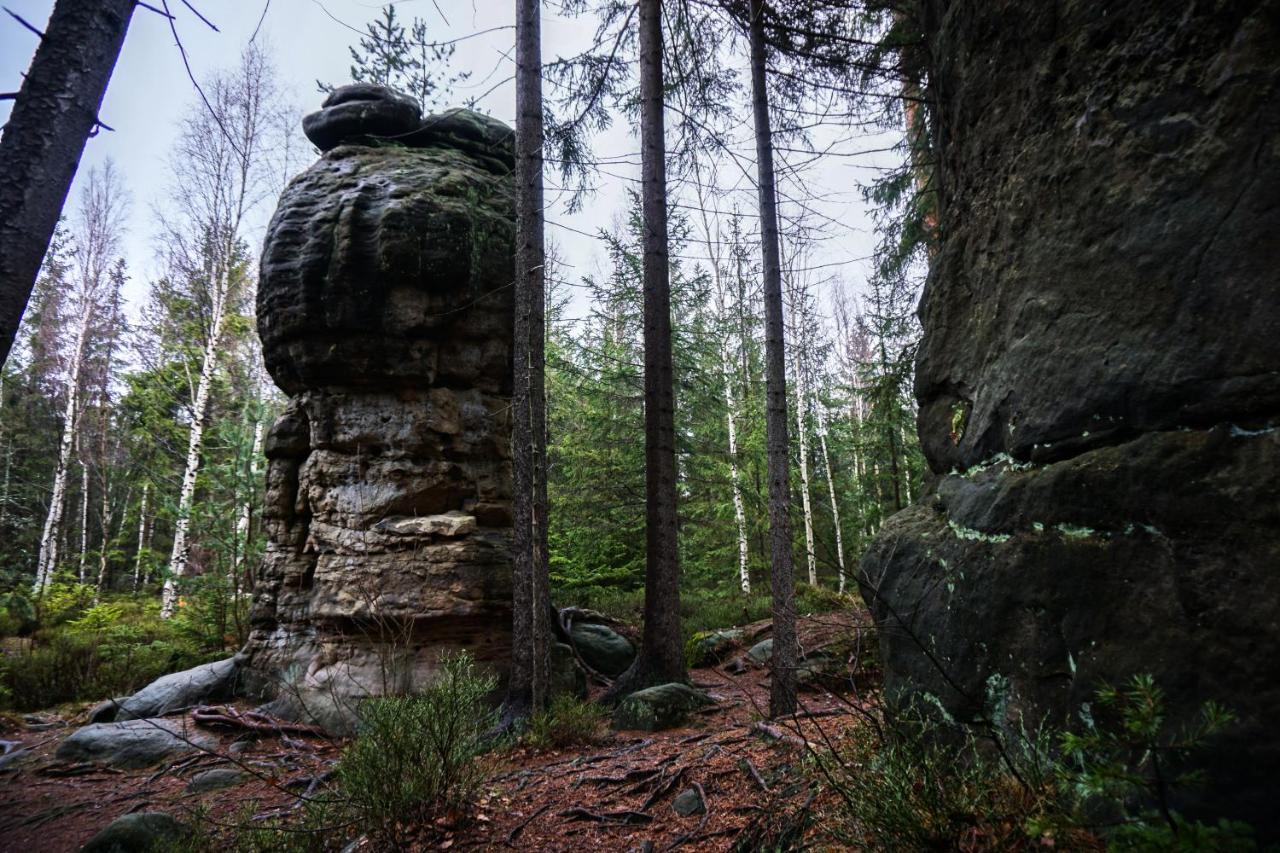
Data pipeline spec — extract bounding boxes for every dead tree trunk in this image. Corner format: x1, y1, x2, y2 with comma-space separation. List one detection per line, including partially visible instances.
0, 0, 136, 366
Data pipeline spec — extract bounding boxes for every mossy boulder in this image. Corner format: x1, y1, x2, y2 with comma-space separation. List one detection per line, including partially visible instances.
685, 629, 744, 667
81, 812, 191, 852
570, 622, 635, 678
613, 683, 714, 732
747, 638, 773, 665
550, 641, 587, 699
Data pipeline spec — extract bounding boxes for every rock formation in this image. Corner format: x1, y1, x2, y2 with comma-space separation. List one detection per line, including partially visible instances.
240, 86, 517, 730
861, 1, 1279, 833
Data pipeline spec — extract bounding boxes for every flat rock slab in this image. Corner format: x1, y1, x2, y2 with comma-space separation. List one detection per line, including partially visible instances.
186, 767, 247, 792
56, 719, 217, 769
672, 786, 706, 817
116, 656, 239, 721
613, 683, 714, 732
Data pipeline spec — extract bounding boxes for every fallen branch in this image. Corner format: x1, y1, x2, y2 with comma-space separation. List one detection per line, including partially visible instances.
740, 757, 771, 793
192, 705, 325, 736
506, 803, 551, 845
641, 766, 688, 809
751, 721, 811, 751
575, 766, 660, 788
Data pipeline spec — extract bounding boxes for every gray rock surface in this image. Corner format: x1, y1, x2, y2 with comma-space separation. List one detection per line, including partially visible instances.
81, 812, 190, 853
746, 638, 772, 665
115, 657, 239, 720
240, 97, 516, 733
672, 786, 706, 817
686, 629, 743, 667
56, 719, 217, 769
861, 0, 1280, 836
613, 683, 713, 732
186, 767, 247, 792
570, 622, 635, 677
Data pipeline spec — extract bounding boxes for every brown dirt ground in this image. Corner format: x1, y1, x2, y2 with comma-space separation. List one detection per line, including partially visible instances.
0, 609, 877, 852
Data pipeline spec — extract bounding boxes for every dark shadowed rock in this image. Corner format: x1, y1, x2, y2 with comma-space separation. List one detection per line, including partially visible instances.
672, 786, 706, 817
686, 629, 743, 667
81, 812, 190, 853
115, 656, 239, 720
303, 84, 421, 151
613, 683, 713, 732
551, 642, 588, 699
570, 622, 635, 677
861, 0, 1280, 836
57, 719, 217, 769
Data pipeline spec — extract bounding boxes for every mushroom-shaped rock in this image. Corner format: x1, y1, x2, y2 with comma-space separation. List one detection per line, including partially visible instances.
240, 98, 516, 734
303, 83, 421, 151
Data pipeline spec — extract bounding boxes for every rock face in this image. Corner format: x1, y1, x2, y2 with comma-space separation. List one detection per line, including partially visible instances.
862, 1, 1280, 833
241, 89, 516, 732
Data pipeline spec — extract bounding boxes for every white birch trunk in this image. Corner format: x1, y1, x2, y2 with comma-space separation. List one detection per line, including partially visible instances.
133, 482, 149, 590
160, 289, 227, 618
794, 368, 818, 587
723, 353, 751, 594
33, 308, 91, 595
78, 458, 90, 583
232, 416, 265, 596
815, 402, 847, 593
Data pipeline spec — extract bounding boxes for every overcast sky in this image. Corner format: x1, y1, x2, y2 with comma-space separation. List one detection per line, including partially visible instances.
1, 0, 896, 335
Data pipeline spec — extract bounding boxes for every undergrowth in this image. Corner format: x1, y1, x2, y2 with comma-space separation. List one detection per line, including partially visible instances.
817, 675, 1257, 851
524, 694, 609, 750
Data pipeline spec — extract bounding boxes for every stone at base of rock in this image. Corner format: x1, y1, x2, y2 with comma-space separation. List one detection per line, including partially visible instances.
612, 683, 714, 732
57, 719, 218, 769
116, 656, 240, 721
81, 812, 190, 852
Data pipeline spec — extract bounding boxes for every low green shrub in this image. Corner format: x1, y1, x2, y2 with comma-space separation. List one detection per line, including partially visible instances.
336, 652, 497, 847
524, 694, 609, 750
818, 676, 1256, 851
0, 599, 213, 711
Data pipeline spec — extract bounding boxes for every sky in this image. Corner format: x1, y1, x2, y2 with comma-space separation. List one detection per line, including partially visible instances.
0, 0, 897, 335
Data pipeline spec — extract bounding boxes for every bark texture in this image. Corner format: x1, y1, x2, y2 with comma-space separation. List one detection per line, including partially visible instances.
0, 0, 135, 367
509, 0, 552, 718
862, 0, 1280, 834
241, 93, 516, 732
750, 0, 798, 719
614, 0, 687, 694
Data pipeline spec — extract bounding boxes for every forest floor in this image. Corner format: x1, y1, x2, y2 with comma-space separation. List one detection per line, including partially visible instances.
0, 609, 876, 852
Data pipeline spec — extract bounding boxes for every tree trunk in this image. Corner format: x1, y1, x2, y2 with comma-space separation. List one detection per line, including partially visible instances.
232, 415, 265, 597
33, 303, 91, 594
132, 481, 148, 591
815, 402, 846, 593
78, 456, 89, 583
161, 296, 226, 618
0, 0, 136, 367
691, 168, 750, 595
611, 0, 686, 696
508, 0, 553, 721
749, 0, 798, 718
793, 338, 817, 587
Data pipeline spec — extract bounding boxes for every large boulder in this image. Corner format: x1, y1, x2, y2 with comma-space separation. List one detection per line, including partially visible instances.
569, 622, 636, 677
56, 719, 217, 769
113, 657, 239, 721
81, 812, 191, 853
613, 683, 714, 732
861, 0, 1280, 836
240, 89, 516, 733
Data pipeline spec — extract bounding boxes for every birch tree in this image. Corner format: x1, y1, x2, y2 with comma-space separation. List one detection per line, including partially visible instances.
160, 45, 282, 618
32, 164, 127, 596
